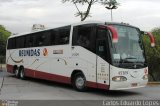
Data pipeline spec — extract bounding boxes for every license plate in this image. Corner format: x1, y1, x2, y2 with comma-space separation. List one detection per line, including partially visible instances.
131, 83, 138, 87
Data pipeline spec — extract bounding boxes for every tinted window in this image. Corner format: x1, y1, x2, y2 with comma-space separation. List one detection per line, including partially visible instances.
96, 27, 111, 63
50, 26, 70, 45
7, 26, 71, 49
25, 34, 35, 48
35, 31, 51, 47
7, 38, 12, 49
7, 38, 16, 49
72, 24, 96, 53
56, 26, 70, 45
16, 36, 25, 48
43, 31, 51, 46
50, 30, 57, 45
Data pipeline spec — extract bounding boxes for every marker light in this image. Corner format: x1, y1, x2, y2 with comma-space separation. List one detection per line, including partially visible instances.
143, 75, 148, 80
142, 68, 148, 80
112, 76, 127, 82
144, 68, 148, 75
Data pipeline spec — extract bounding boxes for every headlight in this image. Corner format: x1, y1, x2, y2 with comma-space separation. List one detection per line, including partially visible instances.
112, 76, 127, 82
142, 75, 148, 80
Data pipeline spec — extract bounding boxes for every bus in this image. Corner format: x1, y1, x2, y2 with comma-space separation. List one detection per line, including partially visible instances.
6, 21, 155, 91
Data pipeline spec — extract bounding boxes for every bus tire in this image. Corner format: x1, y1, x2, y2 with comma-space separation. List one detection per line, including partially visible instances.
15, 67, 20, 78
19, 67, 25, 80
73, 72, 86, 92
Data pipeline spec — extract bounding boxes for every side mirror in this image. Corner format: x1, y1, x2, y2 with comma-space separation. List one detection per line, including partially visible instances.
107, 26, 118, 43
145, 32, 155, 47
98, 25, 118, 43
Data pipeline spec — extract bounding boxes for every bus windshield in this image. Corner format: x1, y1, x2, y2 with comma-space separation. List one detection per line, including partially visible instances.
110, 25, 146, 69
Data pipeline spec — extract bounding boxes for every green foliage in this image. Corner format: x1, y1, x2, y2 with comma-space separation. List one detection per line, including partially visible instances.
0, 25, 11, 63
143, 27, 160, 81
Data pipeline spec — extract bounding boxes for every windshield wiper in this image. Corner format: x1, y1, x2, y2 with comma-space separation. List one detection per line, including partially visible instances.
124, 57, 137, 59
118, 58, 146, 69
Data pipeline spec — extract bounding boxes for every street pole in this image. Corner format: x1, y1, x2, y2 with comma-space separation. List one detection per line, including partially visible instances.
0, 60, 2, 72
111, 9, 113, 21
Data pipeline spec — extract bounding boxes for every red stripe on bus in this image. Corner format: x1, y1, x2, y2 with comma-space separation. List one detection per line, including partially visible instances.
6, 64, 13, 73
97, 83, 109, 90
24, 68, 35, 78
6, 64, 109, 90
34, 69, 71, 84
86, 81, 109, 90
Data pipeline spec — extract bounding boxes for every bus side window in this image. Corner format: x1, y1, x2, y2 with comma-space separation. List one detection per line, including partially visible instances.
37, 31, 51, 46
57, 26, 70, 45
50, 30, 56, 45
25, 34, 34, 48
72, 24, 96, 53
35, 32, 44, 47
7, 38, 16, 49
43, 31, 51, 46
7, 39, 11, 49
16, 36, 25, 48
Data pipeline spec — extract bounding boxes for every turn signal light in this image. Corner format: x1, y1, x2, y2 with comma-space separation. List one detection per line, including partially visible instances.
143, 75, 148, 80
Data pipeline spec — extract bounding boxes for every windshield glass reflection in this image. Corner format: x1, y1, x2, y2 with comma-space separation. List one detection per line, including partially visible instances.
110, 25, 146, 69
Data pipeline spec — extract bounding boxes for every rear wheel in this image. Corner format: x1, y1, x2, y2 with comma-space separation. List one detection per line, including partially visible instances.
15, 67, 20, 78
19, 67, 25, 80
72, 72, 86, 91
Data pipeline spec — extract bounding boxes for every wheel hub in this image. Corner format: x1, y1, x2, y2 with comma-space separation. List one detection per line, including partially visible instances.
76, 77, 84, 88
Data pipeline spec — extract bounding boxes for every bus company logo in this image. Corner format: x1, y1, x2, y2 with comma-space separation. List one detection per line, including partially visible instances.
43, 48, 48, 56
19, 49, 40, 57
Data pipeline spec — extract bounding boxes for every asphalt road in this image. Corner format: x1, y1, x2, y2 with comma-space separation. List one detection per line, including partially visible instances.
0, 68, 160, 106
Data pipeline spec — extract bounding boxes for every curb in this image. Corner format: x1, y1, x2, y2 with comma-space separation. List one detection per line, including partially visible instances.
147, 82, 160, 86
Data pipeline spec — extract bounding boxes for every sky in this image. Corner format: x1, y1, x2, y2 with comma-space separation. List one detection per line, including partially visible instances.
0, 0, 160, 34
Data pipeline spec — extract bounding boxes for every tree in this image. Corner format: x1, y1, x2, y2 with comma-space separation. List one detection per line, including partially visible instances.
0, 25, 11, 63
62, 0, 95, 21
62, 0, 119, 21
101, 0, 119, 21
152, 27, 160, 36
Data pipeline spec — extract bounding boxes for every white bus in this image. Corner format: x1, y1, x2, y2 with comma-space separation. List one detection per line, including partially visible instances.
6, 21, 155, 91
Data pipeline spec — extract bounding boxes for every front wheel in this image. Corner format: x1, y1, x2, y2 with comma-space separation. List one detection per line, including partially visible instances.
72, 73, 86, 92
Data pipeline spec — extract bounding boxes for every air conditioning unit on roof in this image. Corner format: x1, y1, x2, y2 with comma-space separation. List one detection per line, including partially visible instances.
32, 24, 46, 32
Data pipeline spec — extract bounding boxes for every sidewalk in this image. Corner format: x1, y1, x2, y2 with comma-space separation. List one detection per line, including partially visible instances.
0, 64, 6, 72
0, 64, 6, 68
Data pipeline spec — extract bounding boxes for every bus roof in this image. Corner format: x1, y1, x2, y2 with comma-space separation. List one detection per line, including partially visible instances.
8, 21, 138, 39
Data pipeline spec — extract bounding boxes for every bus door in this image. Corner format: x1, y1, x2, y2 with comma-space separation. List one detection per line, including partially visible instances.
96, 28, 111, 88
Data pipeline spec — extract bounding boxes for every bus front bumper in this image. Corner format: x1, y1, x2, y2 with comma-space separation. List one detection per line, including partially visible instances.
109, 80, 148, 90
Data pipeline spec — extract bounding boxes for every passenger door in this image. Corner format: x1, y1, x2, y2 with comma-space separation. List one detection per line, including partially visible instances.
96, 28, 111, 89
